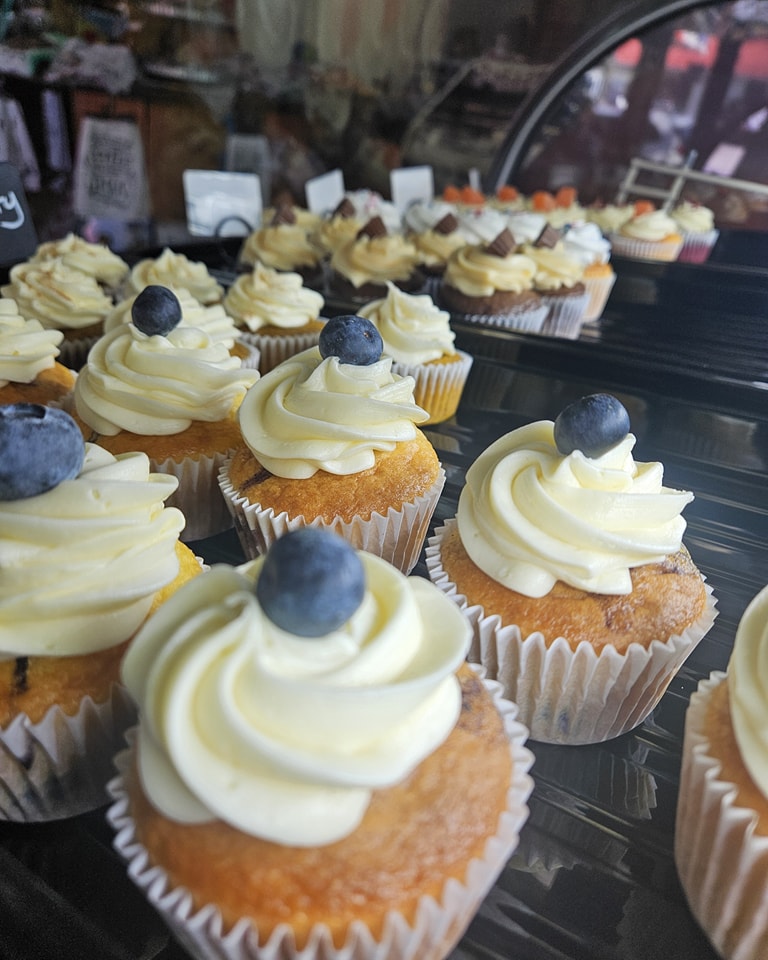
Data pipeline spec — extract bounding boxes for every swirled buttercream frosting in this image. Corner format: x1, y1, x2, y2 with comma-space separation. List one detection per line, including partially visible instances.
74, 322, 258, 436
239, 223, 323, 272
670, 201, 715, 233
561, 222, 612, 266
728, 584, 768, 802
358, 282, 456, 364
521, 242, 585, 291
620, 210, 679, 241
237, 346, 428, 478
0, 444, 184, 657
1, 259, 113, 330
127, 248, 223, 305
30, 233, 129, 289
586, 204, 635, 234
457, 420, 694, 597
330, 232, 420, 289
223, 263, 324, 332
0, 297, 63, 386
122, 553, 470, 844
443, 245, 537, 297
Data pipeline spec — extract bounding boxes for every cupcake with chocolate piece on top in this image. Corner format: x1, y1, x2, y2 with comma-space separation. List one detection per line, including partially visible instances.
328, 216, 423, 304
0, 403, 201, 821
427, 393, 717, 744
107, 526, 534, 960
219, 314, 445, 573
0, 297, 75, 406
403, 201, 476, 284
237, 203, 325, 289
521, 233, 589, 339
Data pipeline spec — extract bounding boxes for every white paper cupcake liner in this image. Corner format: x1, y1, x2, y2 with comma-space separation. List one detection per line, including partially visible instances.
233, 338, 261, 370
582, 272, 617, 322
677, 229, 720, 264
0, 684, 137, 822
425, 519, 718, 744
58, 334, 100, 371
609, 233, 683, 262
218, 462, 446, 574
153, 450, 234, 543
450, 303, 549, 334
675, 671, 768, 960
237, 330, 322, 375
539, 290, 590, 340
392, 351, 473, 425
106, 671, 534, 960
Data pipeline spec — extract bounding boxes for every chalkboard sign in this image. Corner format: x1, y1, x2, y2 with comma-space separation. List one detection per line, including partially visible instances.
0, 162, 38, 267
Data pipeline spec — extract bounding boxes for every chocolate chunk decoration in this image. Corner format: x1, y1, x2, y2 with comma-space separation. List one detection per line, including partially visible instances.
357, 216, 388, 240
434, 213, 459, 235
485, 228, 516, 257
333, 197, 356, 218
270, 204, 296, 226
535, 224, 561, 248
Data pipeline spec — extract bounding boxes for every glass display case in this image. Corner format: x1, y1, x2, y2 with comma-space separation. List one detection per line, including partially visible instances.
1, 2, 767, 959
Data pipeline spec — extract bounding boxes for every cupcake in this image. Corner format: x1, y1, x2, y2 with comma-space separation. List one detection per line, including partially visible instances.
0, 403, 201, 821
223, 262, 326, 374
610, 208, 683, 262
670, 200, 719, 263
313, 195, 369, 258
0, 297, 75, 406
70, 286, 259, 542
237, 204, 325, 288
328, 216, 423, 304
439, 228, 548, 333
488, 184, 526, 213
358, 281, 473, 424
560, 222, 616, 322
125, 248, 224, 305
521, 239, 590, 339
506, 210, 552, 246
28, 232, 129, 296
426, 393, 717, 744
402, 201, 475, 284
107, 527, 534, 960
219, 315, 445, 574
536, 186, 586, 230
1, 257, 114, 369
675, 584, 768, 960
586, 202, 636, 236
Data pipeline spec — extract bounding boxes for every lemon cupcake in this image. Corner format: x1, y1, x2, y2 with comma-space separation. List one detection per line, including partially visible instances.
426, 394, 717, 744
0, 403, 200, 821
521, 240, 589, 339
237, 204, 325, 288
125, 247, 224, 305
107, 527, 534, 960
0, 297, 75, 406
29, 232, 129, 296
70, 286, 259, 541
610, 208, 683, 262
219, 315, 445, 573
358, 282, 472, 424
223, 262, 326, 374
676, 584, 768, 960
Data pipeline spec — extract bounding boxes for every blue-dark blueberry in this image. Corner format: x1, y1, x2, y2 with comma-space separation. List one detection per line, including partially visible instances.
318, 314, 382, 365
0, 404, 85, 501
256, 527, 366, 638
553, 393, 631, 458
131, 285, 182, 337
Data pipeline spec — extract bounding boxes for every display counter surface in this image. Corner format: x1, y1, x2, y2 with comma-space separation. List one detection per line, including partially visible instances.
1, 252, 767, 960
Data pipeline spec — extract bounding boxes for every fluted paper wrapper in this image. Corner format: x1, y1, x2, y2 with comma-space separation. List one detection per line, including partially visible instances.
677, 229, 719, 264
106, 672, 534, 960
392, 351, 473, 425
238, 330, 322, 375
448, 303, 549, 334
218, 462, 445, 574
582, 273, 617, 322
426, 520, 718, 744
153, 450, 233, 543
539, 290, 590, 340
58, 334, 100, 371
675, 671, 768, 960
0, 684, 137, 822
609, 233, 683, 262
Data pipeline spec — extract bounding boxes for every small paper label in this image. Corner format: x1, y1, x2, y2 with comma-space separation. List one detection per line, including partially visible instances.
183, 169, 261, 236
390, 165, 434, 214
0, 162, 38, 265
305, 169, 345, 215
73, 115, 149, 220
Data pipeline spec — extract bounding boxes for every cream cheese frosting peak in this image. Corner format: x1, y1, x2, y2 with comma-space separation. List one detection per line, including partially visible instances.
457, 420, 694, 597
358, 282, 456, 364
729, 585, 768, 802
122, 553, 470, 845
237, 345, 428, 478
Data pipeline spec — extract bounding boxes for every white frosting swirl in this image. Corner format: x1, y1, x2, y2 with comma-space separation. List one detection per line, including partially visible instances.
127, 249, 223, 305
358, 282, 456, 364
561, 222, 612, 266
223, 263, 324, 332
506, 211, 548, 245
620, 210, 679, 242
443, 245, 537, 297
74, 322, 258, 436
30, 233, 129, 289
122, 554, 470, 845
729, 584, 768, 801
456, 206, 511, 243
0, 297, 63, 386
238, 223, 323, 272
1, 259, 113, 331
104, 288, 240, 350
238, 346, 428, 478
586, 204, 635, 234
457, 421, 694, 597
670, 201, 715, 234
0, 444, 184, 657
521, 242, 585, 292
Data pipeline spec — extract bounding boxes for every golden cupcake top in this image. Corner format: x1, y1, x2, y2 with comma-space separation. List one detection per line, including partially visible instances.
0, 404, 185, 658
29, 233, 129, 290
457, 395, 694, 597
74, 286, 258, 436
1, 258, 114, 331
358, 282, 457, 364
122, 527, 470, 845
127, 248, 224, 305
443, 228, 537, 297
237, 315, 428, 478
0, 297, 64, 387
223, 262, 324, 333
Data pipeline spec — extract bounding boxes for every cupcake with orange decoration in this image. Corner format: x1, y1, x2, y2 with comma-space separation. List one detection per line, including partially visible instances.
610, 201, 683, 262
489, 185, 527, 213
529, 187, 586, 229
442, 184, 486, 209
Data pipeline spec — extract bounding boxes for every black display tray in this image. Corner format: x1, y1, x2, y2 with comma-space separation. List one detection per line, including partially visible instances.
1, 252, 767, 960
